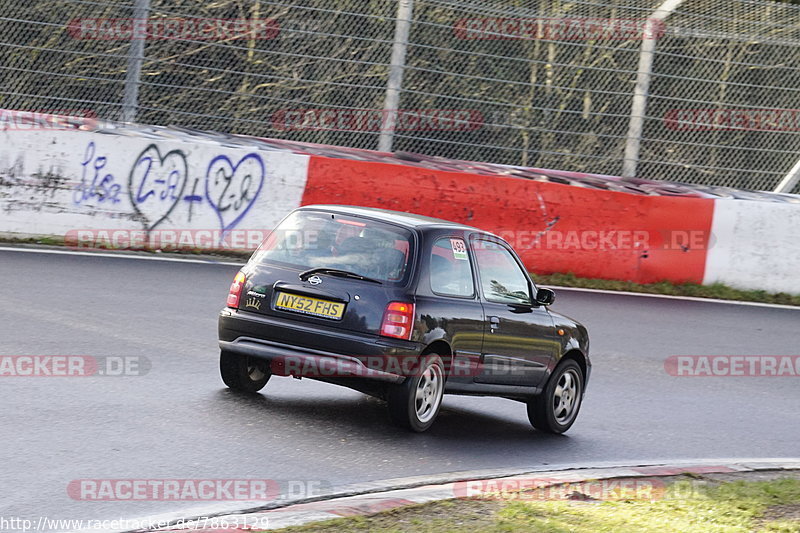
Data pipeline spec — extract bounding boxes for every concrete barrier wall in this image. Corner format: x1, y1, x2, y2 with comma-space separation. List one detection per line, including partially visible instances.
302, 156, 716, 285
1, 120, 797, 295
704, 200, 800, 294
0, 127, 309, 247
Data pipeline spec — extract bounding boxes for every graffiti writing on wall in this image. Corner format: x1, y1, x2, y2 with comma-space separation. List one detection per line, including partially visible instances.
205, 153, 265, 233
73, 142, 122, 205
128, 144, 189, 230
124, 145, 265, 232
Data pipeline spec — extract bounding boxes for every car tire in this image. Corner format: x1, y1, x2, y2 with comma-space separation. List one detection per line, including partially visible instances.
219, 350, 271, 392
527, 359, 584, 434
387, 354, 445, 432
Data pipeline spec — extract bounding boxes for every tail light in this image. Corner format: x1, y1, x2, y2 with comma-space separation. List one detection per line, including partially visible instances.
227, 272, 246, 308
380, 302, 415, 340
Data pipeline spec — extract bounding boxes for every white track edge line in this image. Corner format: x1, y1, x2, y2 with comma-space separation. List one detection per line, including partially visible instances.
1, 247, 796, 310
544, 285, 800, 310
0, 246, 244, 266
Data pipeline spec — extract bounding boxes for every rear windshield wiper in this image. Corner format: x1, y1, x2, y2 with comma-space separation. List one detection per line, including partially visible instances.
299, 268, 383, 285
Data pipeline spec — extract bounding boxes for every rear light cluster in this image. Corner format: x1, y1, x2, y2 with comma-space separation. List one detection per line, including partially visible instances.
380, 302, 415, 340
227, 272, 246, 308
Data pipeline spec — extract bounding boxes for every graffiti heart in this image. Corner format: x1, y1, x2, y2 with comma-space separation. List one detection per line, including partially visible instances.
128, 144, 189, 230
205, 153, 265, 233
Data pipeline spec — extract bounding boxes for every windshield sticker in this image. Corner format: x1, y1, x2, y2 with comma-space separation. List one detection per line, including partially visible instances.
450, 238, 468, 261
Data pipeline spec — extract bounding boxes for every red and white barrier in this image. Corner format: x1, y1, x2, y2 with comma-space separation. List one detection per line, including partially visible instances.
704, 200, 800, 294
301, 156, 715, 284
0, 113, 797, 294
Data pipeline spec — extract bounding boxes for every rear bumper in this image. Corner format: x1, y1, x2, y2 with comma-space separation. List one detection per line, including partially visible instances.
218, 309, 423, 384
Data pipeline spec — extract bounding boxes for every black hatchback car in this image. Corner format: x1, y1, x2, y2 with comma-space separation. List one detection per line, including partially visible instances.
218, 205, 590, 433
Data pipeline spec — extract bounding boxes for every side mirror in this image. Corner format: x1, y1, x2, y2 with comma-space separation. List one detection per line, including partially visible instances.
535, 288, 556, 306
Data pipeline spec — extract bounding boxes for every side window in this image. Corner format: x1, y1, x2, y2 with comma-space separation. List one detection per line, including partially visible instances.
429, 238, 475, 298
473, 240, 532, 305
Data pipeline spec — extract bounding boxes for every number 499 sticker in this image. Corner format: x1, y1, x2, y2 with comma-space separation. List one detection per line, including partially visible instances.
450, 238, 468, 261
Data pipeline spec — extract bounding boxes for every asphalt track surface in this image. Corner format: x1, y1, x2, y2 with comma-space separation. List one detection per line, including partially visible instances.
1, 249, 798, 529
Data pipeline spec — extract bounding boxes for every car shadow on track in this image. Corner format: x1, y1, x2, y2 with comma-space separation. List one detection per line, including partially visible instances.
214, 388, 566, 443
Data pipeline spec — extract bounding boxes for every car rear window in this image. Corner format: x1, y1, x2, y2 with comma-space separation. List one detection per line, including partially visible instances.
430, 238, 475, 297
253, 210, 413, 283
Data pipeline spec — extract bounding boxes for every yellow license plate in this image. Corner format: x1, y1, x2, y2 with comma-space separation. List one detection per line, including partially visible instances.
274, 292, 345, 320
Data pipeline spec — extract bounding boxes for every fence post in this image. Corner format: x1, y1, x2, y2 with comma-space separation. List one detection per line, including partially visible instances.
121, 0, 151, 123
378, 0, 414, 153
774, 159, 800, 193
622, 0, 686, 178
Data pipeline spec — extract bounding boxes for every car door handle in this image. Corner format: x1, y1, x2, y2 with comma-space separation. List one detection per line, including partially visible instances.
489, 316, 500, 331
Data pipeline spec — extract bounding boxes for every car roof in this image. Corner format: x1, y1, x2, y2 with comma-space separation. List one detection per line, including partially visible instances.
297, 204, 484, 233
